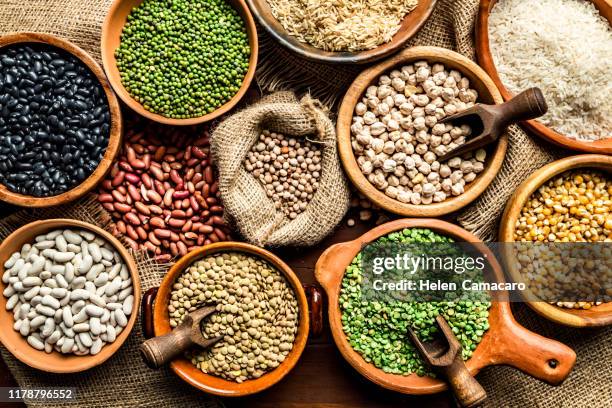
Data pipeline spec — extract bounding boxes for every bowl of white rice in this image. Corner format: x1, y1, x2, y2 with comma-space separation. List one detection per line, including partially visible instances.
476, 0, 612, 154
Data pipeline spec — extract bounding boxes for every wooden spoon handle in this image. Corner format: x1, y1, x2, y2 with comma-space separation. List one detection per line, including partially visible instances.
140, 325, 194, 369
442, 357, 487, 408
493, 87, 548, 126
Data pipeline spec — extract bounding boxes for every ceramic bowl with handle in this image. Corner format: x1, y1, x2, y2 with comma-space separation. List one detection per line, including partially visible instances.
499, 154, 612, 327
141, 241, 320, 397
315, 218, 576, 395
337, 46, 508, 217
0, 219, 140, 373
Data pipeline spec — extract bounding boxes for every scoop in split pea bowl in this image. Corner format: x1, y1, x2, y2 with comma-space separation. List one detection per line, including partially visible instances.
315, 218, 577, 394
101, 0, 258, 125
144, 241, 309, 396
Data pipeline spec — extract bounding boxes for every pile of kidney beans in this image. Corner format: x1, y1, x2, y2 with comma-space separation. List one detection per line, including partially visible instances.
0, 43, 110, 197
98, 119, 231, 261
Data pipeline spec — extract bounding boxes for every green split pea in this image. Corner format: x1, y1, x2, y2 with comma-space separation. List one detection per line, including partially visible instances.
339, 228, 491, 376
115, 0, 250, 119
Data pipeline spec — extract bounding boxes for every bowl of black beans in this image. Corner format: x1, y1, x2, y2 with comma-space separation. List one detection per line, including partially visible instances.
0, 32, 122, 207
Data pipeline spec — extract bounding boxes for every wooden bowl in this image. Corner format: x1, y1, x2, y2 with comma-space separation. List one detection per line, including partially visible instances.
315, 218, 576, 395
337, 46, 508, 217
0, 219, 141, 373
101, 0, 258, 125
147, 241, 309, 397
476, 0, 612, 154
246, 0, 437, 64
0, 33, 122, 208
499, 154, 612, 327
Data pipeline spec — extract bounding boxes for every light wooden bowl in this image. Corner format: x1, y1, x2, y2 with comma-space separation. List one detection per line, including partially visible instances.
0, 33, 122, 208
315, 218, 576, 394
145, 241, 309, 397
101, 0, 258, 125
337, 46, 508, 217
499, 155, 612, 327
246, 0, 437, 64
476, 0, 612, 154
0, 219, 141, 373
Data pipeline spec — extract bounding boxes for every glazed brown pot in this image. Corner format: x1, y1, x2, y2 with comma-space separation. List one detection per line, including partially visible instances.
476, 0, 612, 154
337, 47, 508, 217
0, 33, 122, 207
141, 241, 319, 397
499, 155, 612, 327
315, 219, 576, 395
0, 219, 140, 373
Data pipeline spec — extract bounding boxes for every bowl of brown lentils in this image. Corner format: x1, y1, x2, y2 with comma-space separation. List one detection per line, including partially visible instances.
500, 154, 612, 327
337, 46, 508, 217
145, 241, 310, 396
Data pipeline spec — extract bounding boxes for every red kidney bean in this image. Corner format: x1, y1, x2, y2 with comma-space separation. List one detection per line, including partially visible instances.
111, 190, 126, 203
173, 190, 189, 199
150, 217, 165, 228
182, 220, 193, 233
163, 189, 174, 207
128, 185, 141, 201
125, 173, 140, 185
116, 221, 127, 234
136, 226, 148, 240
114, 203, 131, 213
126, 225, 139, 241
147, 190, 162, 204
141, 173, 153, 189
111, 171, 125, 187
102, 202, 115, 212
149, 205, 163, 215
154, 229, 171, 239
125, 213, 141, 226
98, 193, 113, 203
168, 218, 185, 228
148, 232, 161, 246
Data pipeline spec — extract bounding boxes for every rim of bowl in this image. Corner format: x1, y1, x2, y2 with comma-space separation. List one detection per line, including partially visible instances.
337, 46, 508, 217
476, 0, 612, 154
0, 32, 122, 208
245, 0, 438, 64
0, 219, 141, 372
153, 241, 309, 396
101, 0, 258, 125
499, 154, 612, 327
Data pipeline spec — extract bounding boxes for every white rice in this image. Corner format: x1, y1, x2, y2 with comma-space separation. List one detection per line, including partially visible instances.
488, 0, 612, 141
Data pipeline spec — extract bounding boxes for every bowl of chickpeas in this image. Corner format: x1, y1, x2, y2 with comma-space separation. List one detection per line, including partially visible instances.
500, 154, 612, 327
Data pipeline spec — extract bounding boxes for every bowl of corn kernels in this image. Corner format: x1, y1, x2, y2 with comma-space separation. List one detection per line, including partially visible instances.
500, 154, 612, 327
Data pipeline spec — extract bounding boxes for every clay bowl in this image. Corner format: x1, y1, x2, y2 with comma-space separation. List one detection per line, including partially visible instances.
476, 0, 612, 154
337, 46, 508, 217
0, 219, 141, 373
143, 241, 309, 397
246, 0, 437, 64
101, 0, 258, 125
0, 33, 122, 208
499, 154, 612, 327
315, 218, 576, 395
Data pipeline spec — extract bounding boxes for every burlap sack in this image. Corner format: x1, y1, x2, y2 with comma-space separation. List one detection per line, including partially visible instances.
211, 91, 350, 247
0, 196, 222, 408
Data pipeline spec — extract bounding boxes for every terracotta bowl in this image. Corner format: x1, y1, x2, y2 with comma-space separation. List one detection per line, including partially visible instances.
499, 155, 612, 327
0, 219, 141, 373
246, 0, 437, 64
144, 241, 309, 397
315, 218, 576, 395
101, 0, 258, 125
337, 46, 508, 217
0, 33, 122, 208
476, 0, 612, 154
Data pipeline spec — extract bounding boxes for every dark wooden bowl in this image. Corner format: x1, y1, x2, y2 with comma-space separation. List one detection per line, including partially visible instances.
476, 0, 612, 154
315, 218, 576, 394
101, 0, 258, 125
148, 241, 309, 396
246, 0, 438, 64
499, 155, 612, 327
337, 46, 508, 217
0, 219, 141, 373
0, 33, 122, 207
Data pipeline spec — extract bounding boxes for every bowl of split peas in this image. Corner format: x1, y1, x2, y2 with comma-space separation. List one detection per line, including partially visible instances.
101, 0, 258, 125
500, 154, 612, 327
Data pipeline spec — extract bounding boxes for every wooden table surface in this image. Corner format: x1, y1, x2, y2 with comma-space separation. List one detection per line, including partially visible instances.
0, 203, 452, 407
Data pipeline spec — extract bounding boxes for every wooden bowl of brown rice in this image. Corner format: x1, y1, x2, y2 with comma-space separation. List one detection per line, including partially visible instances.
246, 0, 438, 64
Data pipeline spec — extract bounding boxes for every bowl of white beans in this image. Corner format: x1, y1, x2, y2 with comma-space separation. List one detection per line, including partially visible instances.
0, 219, 140, 373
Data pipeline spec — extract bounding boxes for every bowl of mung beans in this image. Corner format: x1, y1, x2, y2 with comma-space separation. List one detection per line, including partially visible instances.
101, 0, 258, 125
142, 241, 310, 396
500, 154, 612, 327
315, 218, 576, 394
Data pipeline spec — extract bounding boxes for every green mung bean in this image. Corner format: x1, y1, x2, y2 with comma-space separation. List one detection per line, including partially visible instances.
339, 228, 491, 376
115, 0, 250, 119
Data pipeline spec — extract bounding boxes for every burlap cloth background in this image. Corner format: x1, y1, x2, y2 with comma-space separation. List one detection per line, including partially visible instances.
0, 0, 609, 407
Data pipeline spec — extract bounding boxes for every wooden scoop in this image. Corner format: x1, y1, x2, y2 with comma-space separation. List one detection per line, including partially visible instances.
437, 87, 547, 161
408, 315, 486, 408
140, 305, 223, 369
